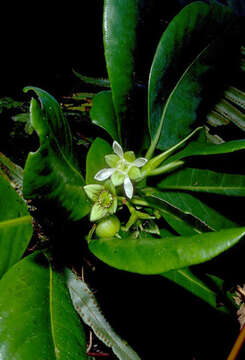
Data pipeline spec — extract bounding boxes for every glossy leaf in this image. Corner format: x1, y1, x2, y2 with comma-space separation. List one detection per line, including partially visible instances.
158, 167, 245, 196
0, 176, 32, 279
23, 87, 90, 221
86, 138, 112, 184
66, 269, 141, 360
0, 252, 87, 359
145, 189, 236, 233
90, 91, 119, 141
148, 2, 235, 152
161, 268, 229, 313
103, 0, 139, 142
166, 138, 245, 164
89, 227, 245, 275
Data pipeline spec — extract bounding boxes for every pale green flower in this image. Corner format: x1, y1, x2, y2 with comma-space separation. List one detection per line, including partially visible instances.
94, 141, 147, 199
84, 181, 117, 222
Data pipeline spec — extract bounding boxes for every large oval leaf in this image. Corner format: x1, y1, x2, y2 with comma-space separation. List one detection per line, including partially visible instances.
146, 189, 237, 233
148, 2, 235, 152
86, 138, 112, 185
90, 91, 119, 142
89, 227, 245, 274
0, 176, 32, 279
0, 252, 87, 359
103, 0, 139, 143
23, 87, 90, 221
161, 268, 229, 313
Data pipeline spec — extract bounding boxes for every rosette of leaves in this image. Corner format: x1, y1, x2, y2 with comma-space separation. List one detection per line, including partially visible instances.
85, 0, 245, 309
21, 0, 245, 308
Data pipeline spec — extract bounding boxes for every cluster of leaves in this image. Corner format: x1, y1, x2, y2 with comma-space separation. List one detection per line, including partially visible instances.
0, 0, 245, 359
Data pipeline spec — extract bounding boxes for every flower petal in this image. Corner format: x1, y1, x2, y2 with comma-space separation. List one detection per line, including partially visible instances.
90, 202, 108, 222
111, 170, 125, 186
105, 154, 120, 168
128, 166, 141, 180
94, 168, 115, 181
113, 141, 124, 158
124, 151, 135, 162
124, 175, 134, 199
133, 157, 148, 168
83, 184, 104, 201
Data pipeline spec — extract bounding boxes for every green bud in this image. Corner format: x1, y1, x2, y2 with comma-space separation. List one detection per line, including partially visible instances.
96, 215, 121, 238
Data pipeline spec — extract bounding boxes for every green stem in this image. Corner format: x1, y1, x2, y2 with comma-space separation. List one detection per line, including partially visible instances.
131, 198, 150, 207
147, 160, 184, 176
143, 127, 201, 174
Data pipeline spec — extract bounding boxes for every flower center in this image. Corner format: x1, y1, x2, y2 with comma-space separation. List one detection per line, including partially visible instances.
98, 190, 113, 208
117, 159, 131, 173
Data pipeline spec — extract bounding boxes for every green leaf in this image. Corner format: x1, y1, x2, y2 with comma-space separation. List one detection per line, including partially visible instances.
161, 268, 229, 313
73, 69, 111, 88
0, 176, 32, 279
86, 138, 112, 184
158, 167, 245, 196
89, 227, 245, 274
145, 189, 236, 233
166, 138, 245, 164
90, 91, 119, 141
0, 152, 23, 190
148, 2, 235, 153
23, 87, 90, 221
0, 252, 87, 359
103, 0, 139, 142
66, 269, 141, 360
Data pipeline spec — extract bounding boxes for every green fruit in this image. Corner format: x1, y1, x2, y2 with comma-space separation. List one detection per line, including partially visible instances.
96, 215, 120, 238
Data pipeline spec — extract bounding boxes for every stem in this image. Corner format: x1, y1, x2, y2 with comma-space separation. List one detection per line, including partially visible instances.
227, 324, 245, 360
131, 197, 150, 207
143, 127, 202, 174
87, 352, 110, 357
147, 160, 184, 176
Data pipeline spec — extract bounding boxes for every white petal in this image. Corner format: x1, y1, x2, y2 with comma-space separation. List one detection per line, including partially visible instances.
124, 175, 133, 199
94, 168, 115, 181
133, 157, 148, 168
113, 141, 124, 158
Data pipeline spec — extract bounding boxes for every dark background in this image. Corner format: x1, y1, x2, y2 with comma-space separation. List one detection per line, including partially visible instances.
0, 1, 106, 99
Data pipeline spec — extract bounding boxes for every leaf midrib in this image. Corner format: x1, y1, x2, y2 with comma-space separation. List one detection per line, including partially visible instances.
49, 262, 59, 359
0, 215, 32, 229
161, 185, 245, 191
148, 41, 210, 155
177, 269, 215, 296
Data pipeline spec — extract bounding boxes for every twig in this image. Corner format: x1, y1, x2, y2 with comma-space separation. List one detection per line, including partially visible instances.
86, 330, 93, 353
227, 323, 245, 360
87, 352, 110, 357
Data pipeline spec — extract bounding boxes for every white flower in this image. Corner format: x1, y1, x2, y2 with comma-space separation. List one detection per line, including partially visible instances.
94, 141, 147, 199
